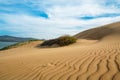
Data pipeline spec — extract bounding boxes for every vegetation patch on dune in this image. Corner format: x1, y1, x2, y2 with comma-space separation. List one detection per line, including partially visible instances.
41, 36, 77, 47
0, 40, 41, 51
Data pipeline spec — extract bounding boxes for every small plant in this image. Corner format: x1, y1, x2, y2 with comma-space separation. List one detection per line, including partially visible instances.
57, 36, 77, 46
41, 35, 77, 47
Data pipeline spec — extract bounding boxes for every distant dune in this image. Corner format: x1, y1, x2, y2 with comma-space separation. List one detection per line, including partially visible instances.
0, 22, 120, 80
74, 22, 120, 40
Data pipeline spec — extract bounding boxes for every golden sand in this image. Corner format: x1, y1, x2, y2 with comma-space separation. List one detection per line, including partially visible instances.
0, 22, 120, 80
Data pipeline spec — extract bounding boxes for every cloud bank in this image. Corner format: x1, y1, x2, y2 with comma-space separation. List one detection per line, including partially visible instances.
0, 0, 120, 39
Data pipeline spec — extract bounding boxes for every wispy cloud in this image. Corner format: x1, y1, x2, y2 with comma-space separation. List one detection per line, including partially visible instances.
0, 0, 120, 39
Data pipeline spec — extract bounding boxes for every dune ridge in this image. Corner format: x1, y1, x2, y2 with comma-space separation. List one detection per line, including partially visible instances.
74, 22, 120, 40
0, 22, 120, 80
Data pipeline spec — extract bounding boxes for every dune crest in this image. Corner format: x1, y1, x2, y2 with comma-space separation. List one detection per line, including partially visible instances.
74, 22, 120, 40
0, 22, 120, 80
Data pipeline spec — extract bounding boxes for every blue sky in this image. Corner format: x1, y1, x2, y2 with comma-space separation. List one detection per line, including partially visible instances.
0, 0, 120, 39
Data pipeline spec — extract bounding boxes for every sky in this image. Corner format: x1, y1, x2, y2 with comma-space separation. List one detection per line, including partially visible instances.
0, 0, 120, 39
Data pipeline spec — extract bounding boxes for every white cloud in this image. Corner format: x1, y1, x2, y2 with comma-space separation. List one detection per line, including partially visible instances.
1, 0, 120, 39
1, 13, 120, 39
46, 1, 120, 19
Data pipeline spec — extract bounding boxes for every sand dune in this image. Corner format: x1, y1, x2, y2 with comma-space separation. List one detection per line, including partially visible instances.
0, 22, 120, 80
74, 22, 120, 40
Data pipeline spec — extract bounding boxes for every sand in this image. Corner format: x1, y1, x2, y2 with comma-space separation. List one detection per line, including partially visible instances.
0, 22, 120, 80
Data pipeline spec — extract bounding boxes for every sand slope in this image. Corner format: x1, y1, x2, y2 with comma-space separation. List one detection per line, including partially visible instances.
0, 22, 120, 80
74, 22, 120, 40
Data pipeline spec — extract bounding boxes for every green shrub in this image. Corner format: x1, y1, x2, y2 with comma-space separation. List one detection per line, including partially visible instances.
41, 36, 77, 47
57, 36, 77, 46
